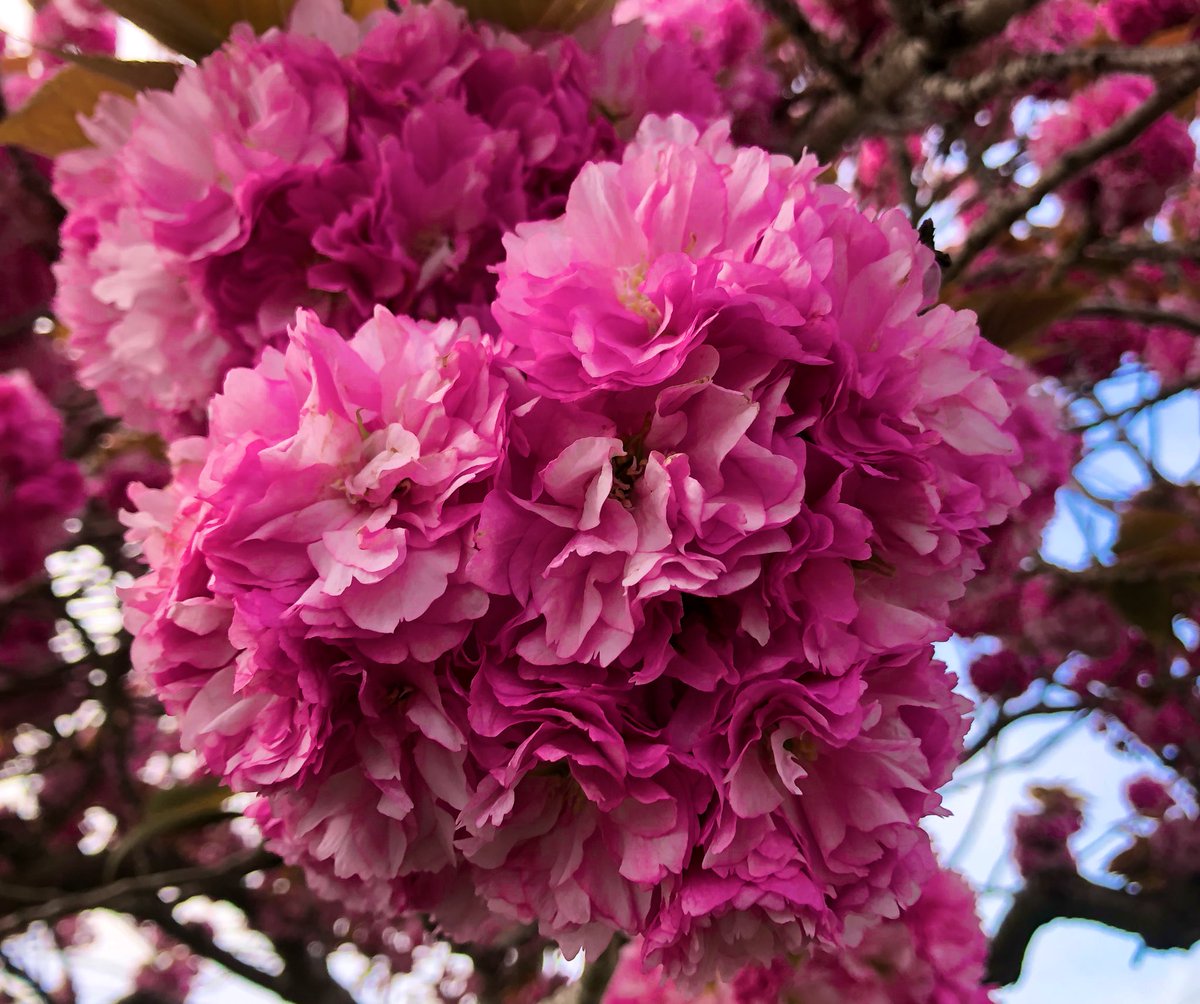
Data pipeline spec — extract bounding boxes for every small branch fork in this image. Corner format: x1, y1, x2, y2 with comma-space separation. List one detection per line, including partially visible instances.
1072, 374, 1200, 432
959, 702, 1078, 765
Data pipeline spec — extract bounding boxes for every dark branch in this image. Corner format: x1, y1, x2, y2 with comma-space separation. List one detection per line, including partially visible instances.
927, 43, 1200, 107
273, 936, 358, 1004
798, 0, 1048, 155
1083, 240, 1200, 265
886, 0, 933, 38
1072, 374, 1200, 431
130, 902, 289, 999
951, 0, 1044, 43
988, 872, 1200, 985
1073, 302, 1200, 337
959, 703, 1079, 764
0, 849, 279, 937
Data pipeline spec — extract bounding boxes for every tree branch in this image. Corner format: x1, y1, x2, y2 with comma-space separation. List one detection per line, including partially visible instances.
945, 65, 1200, 281
951, 0, 1043, 43
987, 872, 1200, 985
959, 702, 1078, 764
273, 936, 358, 1004
129, 902, 289, 999
927, 43, 1200, 107
0, 849, 279, 937
1083, 240, 1200, 265
1073, 302, 1200, 337
1072, 374, 1200, 431
886, 0, 933, 38
799, 0, 1044, 155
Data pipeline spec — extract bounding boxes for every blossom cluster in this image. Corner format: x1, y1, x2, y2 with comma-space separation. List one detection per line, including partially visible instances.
122, 111, 1057, 982
54, 0, 721, 438
611, 0, 776, 142
0, 147, 58, 327
0, 371, 84, 594
602, 868, 995, 1004
1099, 0, 1200, 44
1072, 639, 1200, 781
0, 0, 1194, 997
1013, 787, 1084, 877
947, 368, 1075, 638
731, 869, 995, 1004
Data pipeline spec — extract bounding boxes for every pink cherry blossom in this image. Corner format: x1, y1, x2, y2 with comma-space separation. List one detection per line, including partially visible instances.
1100, 0, 1200, 44
123, 307, 507, 922
732, 868, 996, 1004
612, 0, 778, 142
54, 0, 718, 438
127, 115, 1038, 983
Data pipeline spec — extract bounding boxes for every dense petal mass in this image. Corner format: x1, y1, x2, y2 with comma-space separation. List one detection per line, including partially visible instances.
948, 368, 1076, 638
730, 868, 996, 1004
490, 115, 1030, 672
1100, 0, 1200, 44
601, 868, 995, 1003
611, 0, 778, 143
123, 308, 507, 920
54, 0, 720, 438
127, 116, 1036, 982
463, 115, 1032, 971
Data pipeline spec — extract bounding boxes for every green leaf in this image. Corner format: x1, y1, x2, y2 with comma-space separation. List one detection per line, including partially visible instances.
0, 65, 138, 156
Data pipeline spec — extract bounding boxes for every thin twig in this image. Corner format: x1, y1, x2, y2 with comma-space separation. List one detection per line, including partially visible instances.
1072, 374, 1200, 431
948, 716, 1087, 791
949, 741, 1001, 868
959, 701, 1078, 764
